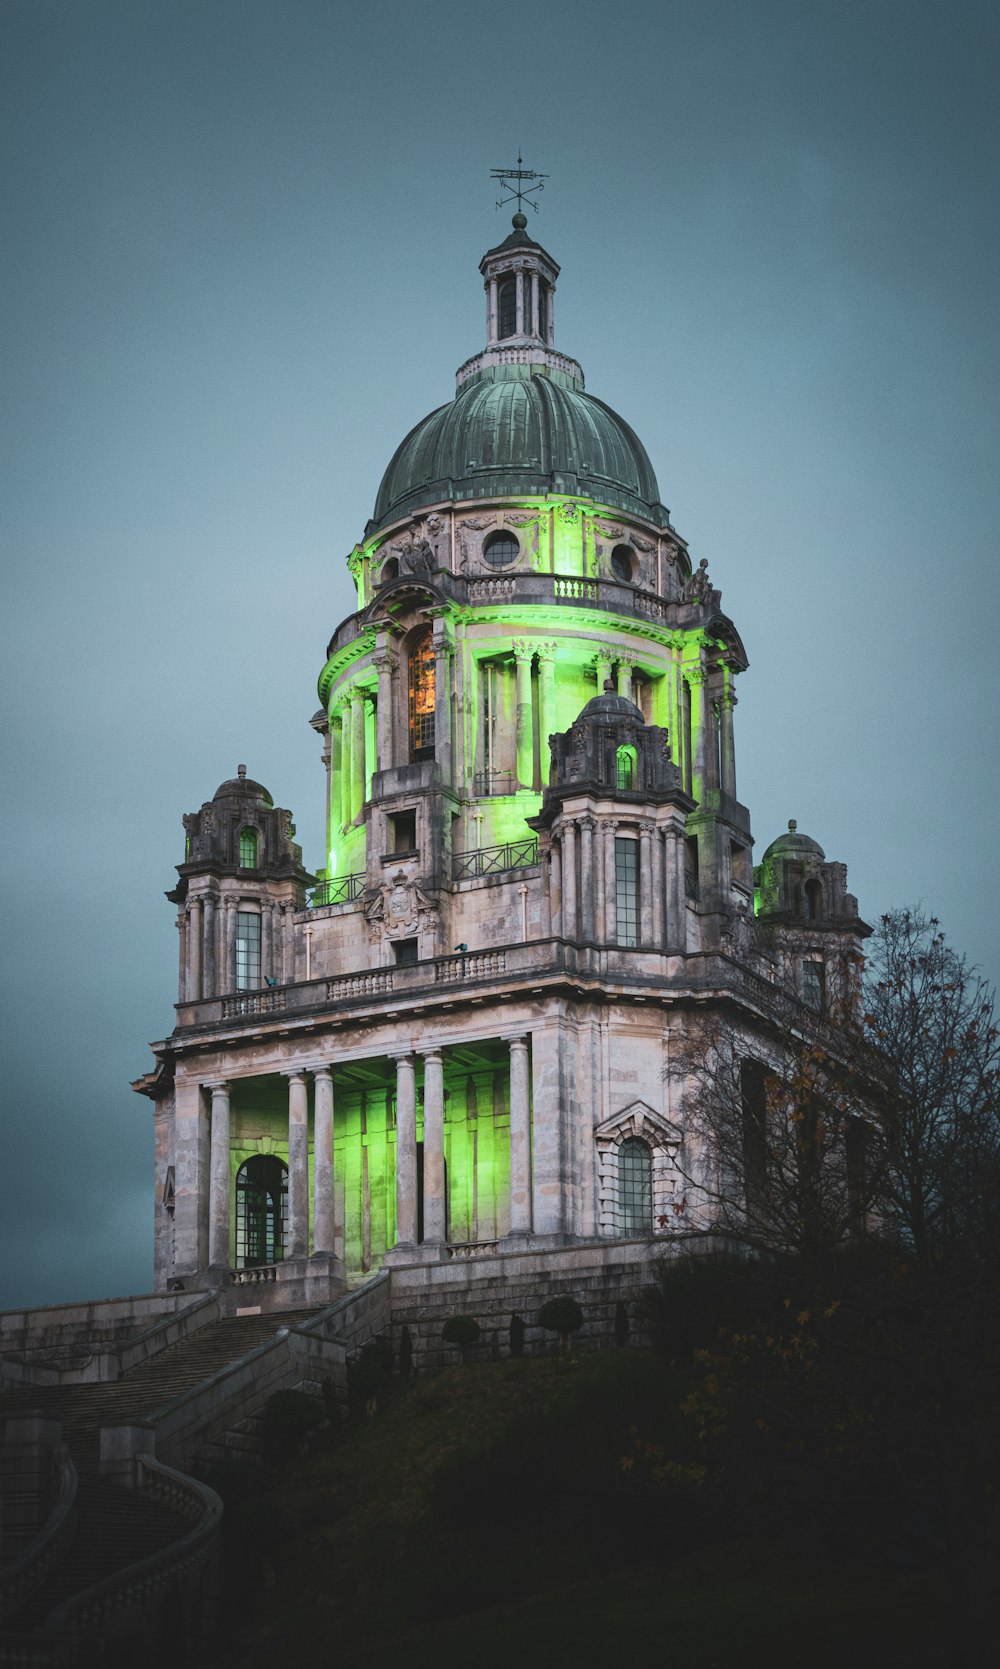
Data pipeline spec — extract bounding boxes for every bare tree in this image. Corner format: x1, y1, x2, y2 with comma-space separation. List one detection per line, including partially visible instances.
669, 993, 883, 1285
863, 909, 1000, 1270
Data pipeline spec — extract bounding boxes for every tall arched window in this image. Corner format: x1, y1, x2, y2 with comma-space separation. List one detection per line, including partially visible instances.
408, 626, 436, 761
805, 879, 822, 920
615, 745, 637, 792
239, 827, 258, 868
235, 1155, 288, 1266
619, 1137, 652, 1236
498, 279, 517, 339
537, 283, 547, 341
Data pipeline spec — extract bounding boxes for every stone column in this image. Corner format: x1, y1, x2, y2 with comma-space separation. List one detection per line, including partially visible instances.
508, 1034, 532, 1236
616, 657, 634, 703
208, 1082, 231, 1271
639, 822, 654, 947
421, 1050, 446, 1246
513, 641, 534, 788
172, 1078, 208, 1277
329, 714, 342, 842
651, 828, 665, 946
224, 898, 237, 995
562, 819, 577, 940
529, 271, 539, 337
434, 637, 453, 784
547, 283, 555, 344
177, 910, 188, 1001
350, 688, 366, 820
488, 277, 498, 344
374, 651, 396, 773
392, 1054, 417, 1250
687, 665, 708, 803
188, 898, 203, 1001
201, 896, 216, 996
549, 837, 562, 936
579, 817, 595, 941
312, 1067, 335, 1258
720, 688, 738, 799
338, 697, 352, 830
536, 643, 557, 787
515, 270, 525, 335
287, 1071, 309, 1259
604, 822, 618, 944
664, 824, 685, 953
261, 902, 273, 984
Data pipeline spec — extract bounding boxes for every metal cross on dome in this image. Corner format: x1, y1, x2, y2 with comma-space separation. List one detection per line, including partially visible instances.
491, 153, 548, 215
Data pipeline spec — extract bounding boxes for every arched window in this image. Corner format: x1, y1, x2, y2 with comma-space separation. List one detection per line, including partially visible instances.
537, 283, 547, 341
615, 745, 637, 792
611, 545, 634, 583
408, 626, 436, 761
805, 878, 822, 920
380, 556, 399, 584
239, 827, 258, 869
619, 1138, 652, 1236
235, 1155, 288, 1267
498, 279, 516, 339
482, 530, 519, 568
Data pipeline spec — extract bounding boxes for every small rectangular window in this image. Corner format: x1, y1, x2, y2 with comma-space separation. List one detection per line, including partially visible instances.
236, 911, 261, 990
390, 810, 417, 854
393, 937, 418, 967
685, 835, 700, 901
614, 837, 638, 948
802, 960, 824, 1012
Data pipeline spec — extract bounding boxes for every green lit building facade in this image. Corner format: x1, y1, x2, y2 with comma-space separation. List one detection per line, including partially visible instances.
136, 215, 869, 1302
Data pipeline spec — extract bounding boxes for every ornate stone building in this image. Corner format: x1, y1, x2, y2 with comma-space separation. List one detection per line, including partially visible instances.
134, 212, 869, 1303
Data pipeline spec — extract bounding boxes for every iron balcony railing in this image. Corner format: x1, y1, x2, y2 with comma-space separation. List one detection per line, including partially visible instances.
471, 769, 519, 797
453, 838, 539, 881
309, 871, 366, 909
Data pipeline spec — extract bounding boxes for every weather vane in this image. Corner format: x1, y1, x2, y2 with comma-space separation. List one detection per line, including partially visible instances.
491, 152, 548, 216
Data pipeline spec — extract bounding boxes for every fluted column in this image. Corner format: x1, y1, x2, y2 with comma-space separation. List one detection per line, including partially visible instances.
393, 1053, 417, 1249
603, 821, 618, 944
287, 1071, 309, 1258
261, 901, 273, 984
508, 1034, 532, 1236
562, 819, 577, 940
201, 895, 216, 996
687, 665, 708, 804
664, 825, 685, 953
329, 714, 342, 842
208, 1082, 231, 1270
313, 1067, 335, 1257
349, 688, 366, 820
338, 697, 352, 829
434, 638, 453, 784
223, 898, 237, 994
537, 643, 557, 787
549, 838, 562, 936
177, 910, 188, 1001
374, 651, 396, 773
422, 1050, 445, 1246
579, 816, 595, 941
513, 641, 534, 788
651, 828, 665, 946
616, 656, 634, 703
720, 688, 738, 799
188, 898, 203, 1001
639, 822, 654, 947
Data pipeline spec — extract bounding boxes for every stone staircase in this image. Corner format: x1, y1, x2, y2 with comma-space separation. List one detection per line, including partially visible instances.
0, 1306, 323, 1658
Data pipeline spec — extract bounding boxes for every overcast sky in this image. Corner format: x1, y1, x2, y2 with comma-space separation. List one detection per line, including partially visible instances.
2, 0, 997, 1311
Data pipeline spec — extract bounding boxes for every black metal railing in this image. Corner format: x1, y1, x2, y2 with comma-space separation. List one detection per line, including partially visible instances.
472, 769, 519, 797
309, 871, 366, 908
453, 838, 539, 880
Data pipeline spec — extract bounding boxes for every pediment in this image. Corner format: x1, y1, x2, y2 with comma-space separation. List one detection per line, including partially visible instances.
595, 1100, 682, 1148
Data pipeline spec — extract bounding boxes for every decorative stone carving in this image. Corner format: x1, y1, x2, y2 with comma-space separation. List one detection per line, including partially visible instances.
685, 557, 712, 602
556, 501, 581, 525
364, 872, 438, 941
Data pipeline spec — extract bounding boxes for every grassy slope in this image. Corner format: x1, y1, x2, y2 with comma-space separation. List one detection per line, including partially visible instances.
215, 1349, 951, 1669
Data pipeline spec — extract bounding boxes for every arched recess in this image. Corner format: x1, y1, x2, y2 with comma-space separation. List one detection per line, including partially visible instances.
595, 1102, 683, 1237
235, 1155, 288, 1267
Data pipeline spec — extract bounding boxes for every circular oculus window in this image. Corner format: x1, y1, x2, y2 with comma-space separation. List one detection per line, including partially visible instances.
610, 545, 635, 583
482, 531, 520, 569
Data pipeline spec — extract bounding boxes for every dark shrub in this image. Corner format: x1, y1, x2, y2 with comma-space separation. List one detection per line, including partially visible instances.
509, 1312, 525, 1358
399, 1324, 413, 1378
349, 1335, 394, 1414
442, 1315, 481, 1360
538, 1295, 584, 1352
260, 1388, 323, 1464
614, 1299, 629, 1348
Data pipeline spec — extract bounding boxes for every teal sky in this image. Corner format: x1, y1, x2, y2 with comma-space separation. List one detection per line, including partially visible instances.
2, 0, 997, 1307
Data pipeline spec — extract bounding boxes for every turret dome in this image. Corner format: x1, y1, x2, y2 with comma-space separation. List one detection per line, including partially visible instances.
762, 819, 825, 861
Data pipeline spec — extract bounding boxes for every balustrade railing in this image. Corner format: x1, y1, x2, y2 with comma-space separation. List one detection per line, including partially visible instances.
309, 871, 366, 909
453, 839, 539, 880
222, 988, 286, 1020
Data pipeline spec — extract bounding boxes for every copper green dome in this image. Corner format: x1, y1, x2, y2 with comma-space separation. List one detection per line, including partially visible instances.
369, 364, 670, 534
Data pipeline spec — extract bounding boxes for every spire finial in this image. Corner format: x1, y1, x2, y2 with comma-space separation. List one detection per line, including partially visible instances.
491, 151, 548, 225
238, 763, 247, 780
788, 818, 797, 832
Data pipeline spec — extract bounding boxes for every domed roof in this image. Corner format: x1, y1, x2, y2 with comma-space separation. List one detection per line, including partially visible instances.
762, 819, 825, 861
213, 765, 273, 806
578, 688, 645, 723
370, 366, 668, 532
